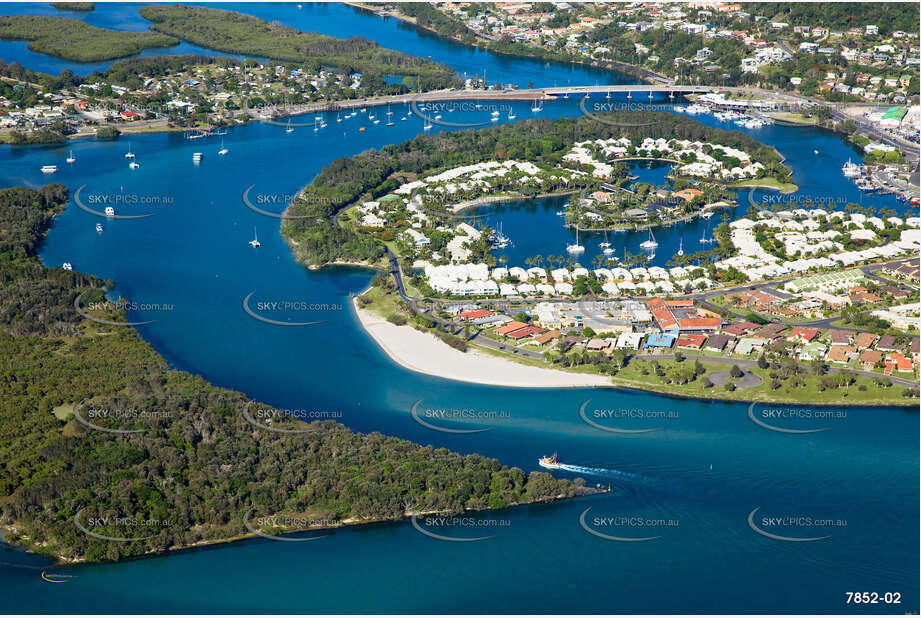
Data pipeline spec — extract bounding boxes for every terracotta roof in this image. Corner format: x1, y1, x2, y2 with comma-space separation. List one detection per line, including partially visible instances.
877, 334, 898, 350
677, 334, 707, 348
722, 321, 759, 336
459, 309, 494, 320
827, 329, 854, 345
859, 349, 882, 366
495, 321, 528, 335
506, 325, 546, 340
788, 327, 819, 342
854, 332, 878, 349
532, 330, 560, 345
826, 345, 856, 363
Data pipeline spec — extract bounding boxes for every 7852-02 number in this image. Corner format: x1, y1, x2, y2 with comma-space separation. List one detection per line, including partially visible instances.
845, 592, 901, 604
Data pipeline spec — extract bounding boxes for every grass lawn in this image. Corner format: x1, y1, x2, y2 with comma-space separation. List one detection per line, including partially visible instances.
729, 178, 799, 194
357, 285, 403, 320
768, 112, 819, 126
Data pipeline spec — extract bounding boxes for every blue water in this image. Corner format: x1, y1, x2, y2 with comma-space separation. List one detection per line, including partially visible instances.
0, 1, 620, 88
1, 3, 919, 614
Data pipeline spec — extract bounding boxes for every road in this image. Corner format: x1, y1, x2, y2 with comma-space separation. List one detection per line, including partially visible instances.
639, 352, 918, 387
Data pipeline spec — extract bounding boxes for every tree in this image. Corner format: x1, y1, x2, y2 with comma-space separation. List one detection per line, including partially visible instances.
729, 365, 743, 378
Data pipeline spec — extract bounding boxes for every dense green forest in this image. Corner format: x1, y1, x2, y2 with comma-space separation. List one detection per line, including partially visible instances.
749, 3, 920, 34
0, 186, 578, 563
0, 16, 178, 63
139, 5, 461, 90
282, 111, 790, 266
51, 2, 95, 11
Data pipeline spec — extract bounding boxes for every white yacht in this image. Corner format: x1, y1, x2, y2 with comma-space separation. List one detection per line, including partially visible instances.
508, 110, 516, 120
640, 229, 658, 250
125, 146, 135, 159
676, 236, 684, 257
218, 140, 228, 155
530, 99, 542, 112
285, 119, 294, 133
129, 160, 139, 169
193, 152, 203, 163
249, 227, 261, 248
62, 262, 73, 271
601, 230, 613, 255
566, 228, 585, 254
40, 165, 58, 174
66, 150, 76, 164
105, 206, 115, 217
95, 223, 103, 233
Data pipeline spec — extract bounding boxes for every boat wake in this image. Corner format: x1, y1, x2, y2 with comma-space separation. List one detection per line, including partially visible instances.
554, 463, 648, 484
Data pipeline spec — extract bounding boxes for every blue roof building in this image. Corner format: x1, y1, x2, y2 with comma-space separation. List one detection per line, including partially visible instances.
644, 333, 676, 349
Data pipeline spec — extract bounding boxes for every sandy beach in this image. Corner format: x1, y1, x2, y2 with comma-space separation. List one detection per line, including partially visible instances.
354, 301, 611, 388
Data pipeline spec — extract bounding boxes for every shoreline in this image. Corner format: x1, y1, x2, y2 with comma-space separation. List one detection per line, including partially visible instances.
353, 296, 612, 388
7, 488, 600, 567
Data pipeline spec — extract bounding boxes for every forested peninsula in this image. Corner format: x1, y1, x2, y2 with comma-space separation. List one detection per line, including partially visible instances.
0, 185, 580, 564
139, 5, 461, 90
0, 15, 178, 63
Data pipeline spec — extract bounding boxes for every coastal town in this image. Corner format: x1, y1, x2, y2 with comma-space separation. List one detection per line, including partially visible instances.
385, 1, 919, 103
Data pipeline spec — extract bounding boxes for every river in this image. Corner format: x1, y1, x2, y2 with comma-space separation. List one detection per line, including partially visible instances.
0, 3, 917, 614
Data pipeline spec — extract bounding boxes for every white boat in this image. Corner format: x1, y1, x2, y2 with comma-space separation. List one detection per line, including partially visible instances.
125, 146, 134, 159
285, 119, 294, 134
640, 229, 658, 250
676, 236, 684, 257
489, 222, 511, 249
400, 116, 407, 121
40, 165, 58, 174
508, 110, 516, 120
566, 228, 585, 254
530, 99, 542, 113
193, 152, 203, 162
599, 229, 611, 248
62, 262, 73, 271
314, 118, 320, 132
249, 227, 261, 248
842, 158, 861, 178
336, 113, 342, 123
434, 114, 442, 120
129, 160, 139, 169
104, 206, 115, 217
95, 223, 103, 233
491, 110, 500, 116
373, 119, 380, 124
66, 150, 76, 164
423, 120, 433, 131
538, 453, 563, 470
813, 149, 819, 155
218, 139, 228, 155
